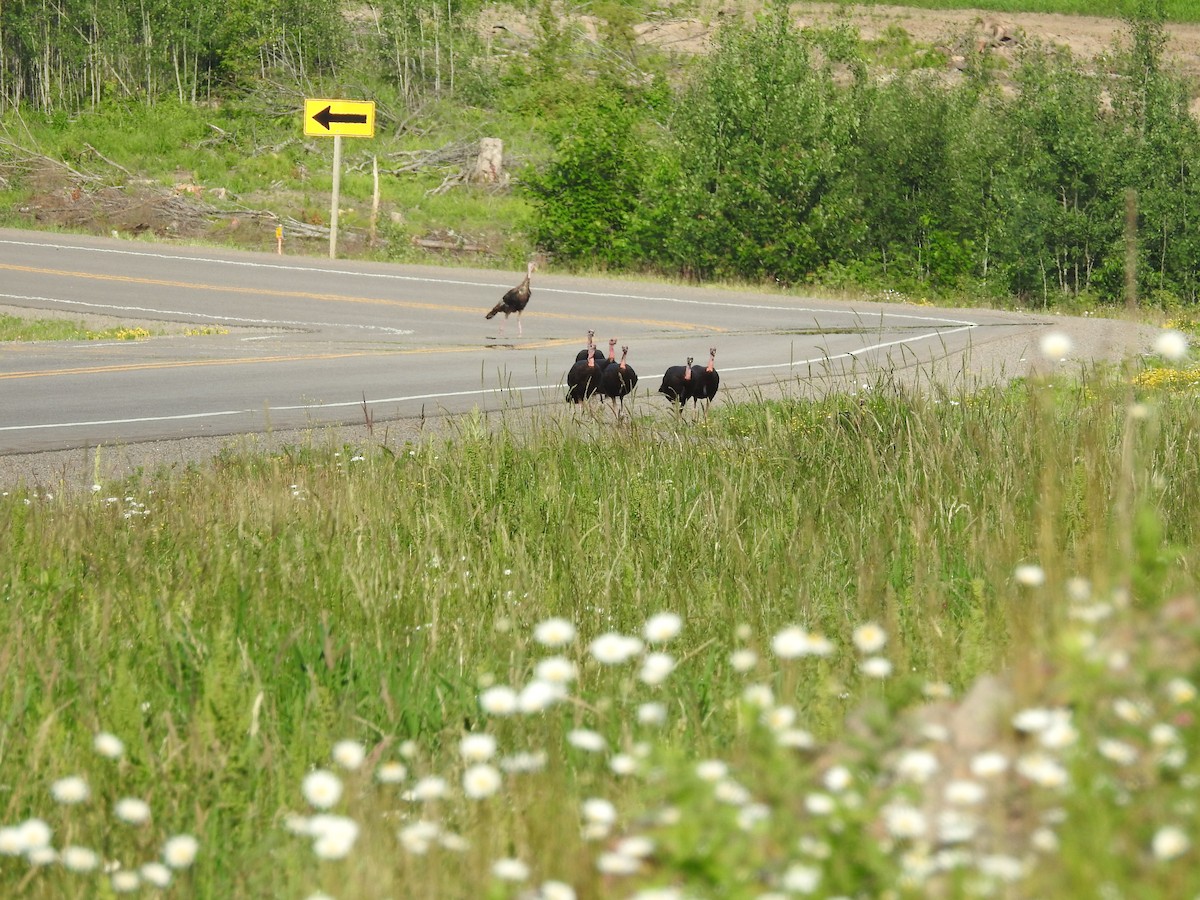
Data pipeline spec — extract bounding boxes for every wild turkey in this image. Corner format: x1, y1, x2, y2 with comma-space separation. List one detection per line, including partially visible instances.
599, 345, 638, 416
688, 347, 720, 418
485, 261, 536, 337
566, 333, 605, 404
577, 336, 616, 371
657, 357, 694, 409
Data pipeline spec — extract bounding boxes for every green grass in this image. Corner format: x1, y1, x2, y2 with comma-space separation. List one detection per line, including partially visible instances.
0, 315, 153, 341
2, 356, 1200, 897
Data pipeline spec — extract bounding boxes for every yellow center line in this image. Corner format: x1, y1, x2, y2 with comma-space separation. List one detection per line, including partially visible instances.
0, 264, 727, 332
0, 338, 589, 380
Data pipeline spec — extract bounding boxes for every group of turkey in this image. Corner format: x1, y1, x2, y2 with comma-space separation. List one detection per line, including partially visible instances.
484, 266, 720, 418
566, 330, 720, 418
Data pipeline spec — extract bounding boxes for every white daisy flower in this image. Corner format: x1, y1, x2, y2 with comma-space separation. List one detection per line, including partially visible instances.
302, 770, 343, 809
1012, 707, 1057, 733
860, 656, 893, 678
1098, 738, 1139, 766
519, 680, 565, 713
540, 880, 577, 900
771, 626, 810, 659
463, 764, 502, 799
0, 828, 23, 856
695, 759, 728, 782
566, 729, 606, 753
805, 792, 836, 815
1152, 826, 1190, 860
1014, 563, 1046, 587
978, 854, 1026, 882
729, 649, 758, 672
1015, 753, 1069, 788
776, 728, 816, 750
713, 779, 752, 805
500, 751, 547, 773
852, 622, 887, 653
780, 862, 821, 894
581, 797, 617, 826
61, 845, 100, 872
639, 652, 676, 685
312, 819, 359, 860
332, 740, 366, 770
643, 612, 682, 643
492, 858, 530, 882
111, 870, 140, 893
533, 618, 576, 647
376, 761, 408, 784
823, 766, 852, 793
51, 775, 90, 805
596, 851, 641, 875
589, 633, 643, 665
610, 754, 638, 776
944, 780, 987, 806
970, 752, 1010, 778
406, 776, 449, 801
114, 797, 152, 825
460, 733, 497, 763
479, 685, 519, 716
93, 732, 126, 760
1038, 331, 1072, 360
805, 632, 834, 656
140, 862, 173, 888
895, 749, 940, 783
1154, 330, 1189, 361
17, 819, 51, 851
637, 702, 667, 726
1165, 677, 1197, 704
534, 656, 577, 685
162, 834, 199, 869
398, 820, 440, 854
742, 684, 775, 708
1030, 828, 1060, 854
882, 803, 927, 840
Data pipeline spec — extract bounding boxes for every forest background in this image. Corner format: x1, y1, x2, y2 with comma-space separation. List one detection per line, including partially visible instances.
0, 0, 1197, 311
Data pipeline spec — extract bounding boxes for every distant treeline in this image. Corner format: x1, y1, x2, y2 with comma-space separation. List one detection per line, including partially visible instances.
528, 4, 1200, 307
1, 0, 1195, 306
0, 0, 486, 108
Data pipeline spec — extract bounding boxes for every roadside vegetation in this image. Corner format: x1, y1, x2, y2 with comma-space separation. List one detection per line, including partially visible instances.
0, 315, 155, 341
2, 339, 1200, 897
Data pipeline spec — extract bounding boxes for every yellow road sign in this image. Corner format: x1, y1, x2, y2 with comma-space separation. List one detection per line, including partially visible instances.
303, 99, 376, 138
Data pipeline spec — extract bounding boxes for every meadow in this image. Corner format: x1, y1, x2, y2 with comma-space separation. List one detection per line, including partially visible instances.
1, 330, 1199, 898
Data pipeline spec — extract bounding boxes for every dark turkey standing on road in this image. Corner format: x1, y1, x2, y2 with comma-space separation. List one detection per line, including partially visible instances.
658, 357, 694, 409
578, 337, 616, 370
599, 345, 637, 416
485, 261, 536, 337
688, 347, 720, 418
566, 331, 605, 404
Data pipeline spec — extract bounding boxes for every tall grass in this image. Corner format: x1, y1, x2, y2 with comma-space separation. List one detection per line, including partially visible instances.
2, 358, 1200, 897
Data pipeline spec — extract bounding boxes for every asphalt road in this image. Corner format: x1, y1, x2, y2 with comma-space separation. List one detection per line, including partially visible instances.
0, 228, 1156, 460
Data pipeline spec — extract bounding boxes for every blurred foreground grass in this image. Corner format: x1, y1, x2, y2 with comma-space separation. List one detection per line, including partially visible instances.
2, 353, 1200, 897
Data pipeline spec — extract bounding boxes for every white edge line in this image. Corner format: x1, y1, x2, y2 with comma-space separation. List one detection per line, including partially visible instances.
0, 292, 414, 335
0, 327, 968, 434
0, 237, 977, 327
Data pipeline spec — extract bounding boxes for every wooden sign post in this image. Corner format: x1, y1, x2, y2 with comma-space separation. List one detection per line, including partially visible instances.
303, 99, 377, 259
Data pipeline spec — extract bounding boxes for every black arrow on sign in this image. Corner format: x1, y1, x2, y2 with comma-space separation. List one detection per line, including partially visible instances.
312, 105, 368, 130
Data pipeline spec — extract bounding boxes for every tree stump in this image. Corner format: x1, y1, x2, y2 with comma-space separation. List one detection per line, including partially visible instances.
469, 138, 505, 185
